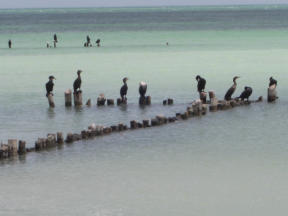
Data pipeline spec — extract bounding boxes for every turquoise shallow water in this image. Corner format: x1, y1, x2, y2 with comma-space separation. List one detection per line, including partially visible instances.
1, 5, 288, 216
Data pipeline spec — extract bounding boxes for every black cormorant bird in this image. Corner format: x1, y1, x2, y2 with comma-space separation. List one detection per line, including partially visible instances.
224, 76, 240, 101
139, 81, 147, 97
46, 76, 55, 97
120, 77, 128, 102
238, 86, 253, 101
8, 40, 12, 48
73, 70, 82, 93
269, 77, 277, 87
196, 75, 206, 92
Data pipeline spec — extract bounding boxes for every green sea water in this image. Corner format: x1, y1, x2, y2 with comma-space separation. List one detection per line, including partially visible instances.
1, 5, 288, 216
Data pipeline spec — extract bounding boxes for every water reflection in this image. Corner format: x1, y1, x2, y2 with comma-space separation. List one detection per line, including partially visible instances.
46, 107, 55, 119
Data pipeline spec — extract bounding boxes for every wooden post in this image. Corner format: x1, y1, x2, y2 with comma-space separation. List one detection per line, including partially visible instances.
200, 92, 207, 104
146, 96, 151, 105
209, 91, 218, 112
18, 140, 26, 155
46, 134, 57, 148
8, 139, 18, 156
130, 120, 138, 129
47, 94, 55, 108
107, 99, 114, 106
65, 89, 72, 107
57, 132, 64, 144
0, 144, 9, 159
143, 120, 150, 127
97, 94, 106, 106
86, 99, 91, 106
268, 84, 278, 102
167, 98, 174, 105
74, 91, 83, 106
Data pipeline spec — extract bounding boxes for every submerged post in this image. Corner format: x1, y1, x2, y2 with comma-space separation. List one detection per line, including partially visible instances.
74, 91, 83, 106
209, 91, 218, 112
268, 84, 278, 102
65, 89, 72, 107
47, 94, 55, 108
200, 92, 207, 104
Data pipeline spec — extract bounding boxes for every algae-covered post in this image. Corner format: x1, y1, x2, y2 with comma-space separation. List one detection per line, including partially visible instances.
65, 89, 72, 107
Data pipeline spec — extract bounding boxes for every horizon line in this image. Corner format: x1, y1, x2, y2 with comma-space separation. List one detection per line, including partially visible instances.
0, 3, 288, 10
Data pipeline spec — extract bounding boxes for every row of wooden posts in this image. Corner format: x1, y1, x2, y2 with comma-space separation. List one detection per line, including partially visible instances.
0, 89, 269, 160
48, 89, 155, 108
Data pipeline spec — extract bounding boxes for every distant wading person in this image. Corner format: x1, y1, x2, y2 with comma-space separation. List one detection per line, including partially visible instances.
73, 70, 83, 94
8, 40, 12, 48
46, 76, 56, 97
53, 34, 58, 48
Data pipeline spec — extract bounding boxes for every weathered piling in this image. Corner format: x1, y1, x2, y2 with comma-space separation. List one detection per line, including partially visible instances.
47, 94, 55, 108
57, 132, 64, 144
65, 133, 74, 143
8, 139, 18, 156
18, 140, 26, 155
209, 91, 218, 112
151, 118, 159, 126
65, 89, 72, 107
117, 98, 127, 105
143, 120, 150, 127
86, 99, 91, 106
163, 98, 174, 105
35, 138, 46, 151
74, 91, 83, 106
0, 144, 8, 159
268, 84, 278, 102
97, 94, 106, 106
107, 99, 114, 106
130, 120, 138, 129
200, 92, 207, 103
139, 96, 151, 105
46, 134, 57, 148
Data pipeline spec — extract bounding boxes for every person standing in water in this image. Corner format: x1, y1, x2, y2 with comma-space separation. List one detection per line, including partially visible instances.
86, 35, 91, 46
8, 40, 12, 48
53, 34, 58, 48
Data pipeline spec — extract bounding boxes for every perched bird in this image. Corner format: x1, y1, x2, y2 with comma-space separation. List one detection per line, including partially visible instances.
139, 81, 147, 97
195, 75, 206, 93
73, 70, 82, 93
46, 76, 56, 97
238, 86, 253, 101
269, 77, 277, 87
120, 77, 128, 102
224, 76, 240, 101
